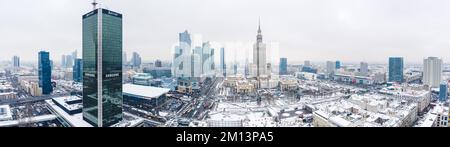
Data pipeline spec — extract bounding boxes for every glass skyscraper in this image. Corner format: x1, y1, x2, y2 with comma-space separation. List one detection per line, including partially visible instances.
439, 82, 448, 102
279, 58, 287, 75
335, 61, 341, 69
220, 47, 226, 77
388, 57, 404, 83
38, 51, 52, 95
82, 8, 123, 127
73, 58, 83, 82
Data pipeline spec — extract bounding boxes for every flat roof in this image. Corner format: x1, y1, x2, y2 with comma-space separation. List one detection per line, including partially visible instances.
123, 84, 170, 98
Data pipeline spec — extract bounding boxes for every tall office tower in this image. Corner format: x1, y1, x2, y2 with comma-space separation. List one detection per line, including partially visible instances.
155, 59, 162, 67
179, 30, 192, 46
131, 52, 141, 68
326, 61, 336, 75
388, 57, 404, 83
253, 20, 267, 78
12, 56, 20, 68
439, 82, 448, 102
304, 60, 311, 67
38, 51, 53, 95
423, 57, 442, 88
202, 42, 215, 76
220, 47, 226, 77
73, 59, 83, 82
122, 52, 127, 66
66, 55, 74, 68
61, 55, 66, 68
173, 32, 192, 78
234, 63, 238, 75
82, 6, 123, 127
279, 58, 288, 75
72, 50, 78, 63
360, 62, 369, 76
335, 61, 341, 69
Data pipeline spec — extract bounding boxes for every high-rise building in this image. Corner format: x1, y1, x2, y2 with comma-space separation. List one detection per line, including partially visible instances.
423, 57, 442, 88
82, 7, 123, 127
38, 51, 52, 95
335, 61, 341, 69
72, 50, 78, 63
279, 58, 287, 75
360, 62, 369, 76
439, 82, 448, 102
155, 59, 162, 67
179, 30, 192, 46
122, 52, 127, 66
12, 56, 20, 68
131, 52, 141, 68
66, 55, 74, 68
61, 55, 66, 68
388, 57, 404, 83
73, 58, 83, 82
234, 63, 238, 75
253, 20, 267, 78
220, 47, 226, 77
304, 60, 311, 67
326, 61, 335, 75
202, 42, 215, 76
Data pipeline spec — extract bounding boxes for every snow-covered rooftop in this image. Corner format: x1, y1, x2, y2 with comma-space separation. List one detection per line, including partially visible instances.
123, 84, 170, 98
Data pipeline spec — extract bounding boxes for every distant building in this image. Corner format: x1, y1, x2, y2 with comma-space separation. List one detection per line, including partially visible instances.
38, 51, 53, 95
220, 47, 226, 77
253, 21, 267, 77
155, 60, 162, 67
304, 60, 311, 67
279, 58, 288, 75
132, 73, 153, 86
73, 59, 83, 82
335, 61, 341, 69
122, 52, 127, 66
326, 61, 335, 75
131, 52, 142, 68
179, 30, 192, 46
360, 62, 369, 76
439, 82, 448, 102
388, 57, 404, 83
12, 56, 20, 68
301, 66, 317, 74
423, 57, 442, 88
143, 67, 172, 78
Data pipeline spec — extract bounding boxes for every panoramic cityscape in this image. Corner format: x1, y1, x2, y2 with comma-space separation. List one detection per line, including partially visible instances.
0, 0, 449, 128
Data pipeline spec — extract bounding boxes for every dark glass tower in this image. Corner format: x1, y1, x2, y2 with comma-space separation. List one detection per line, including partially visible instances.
73, 58, 83, 82
38, 51, 53, 95
388, 57, 404, 83
279, 58, 287, 75
82, 8, 123, 127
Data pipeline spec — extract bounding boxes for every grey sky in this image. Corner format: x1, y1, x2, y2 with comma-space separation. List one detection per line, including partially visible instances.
2, 0, 450, 64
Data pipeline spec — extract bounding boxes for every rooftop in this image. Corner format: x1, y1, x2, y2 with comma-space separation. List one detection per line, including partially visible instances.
123, 84, 170, 98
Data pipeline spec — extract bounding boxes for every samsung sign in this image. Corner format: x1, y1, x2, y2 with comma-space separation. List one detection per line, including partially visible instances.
103, 9, 122, 18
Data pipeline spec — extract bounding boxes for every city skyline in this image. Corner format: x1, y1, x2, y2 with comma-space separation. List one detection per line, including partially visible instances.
3, 0, 450, 64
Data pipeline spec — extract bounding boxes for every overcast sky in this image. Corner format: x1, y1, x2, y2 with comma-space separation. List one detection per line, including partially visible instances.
2, 0, 450, 64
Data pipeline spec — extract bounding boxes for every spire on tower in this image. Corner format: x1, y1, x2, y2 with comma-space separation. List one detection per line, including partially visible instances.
258, 17, 261, 33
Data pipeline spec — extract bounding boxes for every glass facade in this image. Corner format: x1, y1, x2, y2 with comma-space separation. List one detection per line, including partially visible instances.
279, 58, 287, 75
38, 51, 52, 95
73, 59, 83, 82
388, 57, 404, 83
439, 83, 448, 102
82, 8, 123, 127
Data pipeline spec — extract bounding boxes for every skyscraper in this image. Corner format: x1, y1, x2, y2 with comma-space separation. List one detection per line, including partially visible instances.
155, 59, 162, 67
423, 57, 442, 88
202, 42, 215, 76
439, 82, 448, 102
179, 30, 192, 46
12, 56, 20, 68
66, 55, 74, 68
72, 50, 78, 63
360, 62, 369, 76
253, 20, 267, 88
61, 55, 66, 68
326, 61, 335, 75
388, 57, 404, 83
82, 7, 123, 127
304, 60, 311, 67
279, 58, 287, 75
335, 61, 341, 69
122, 52, 127, 66
38, 51, 52, 95
73, 58, 83, 82
220, 47, 226, 77
131, 52, 141, 68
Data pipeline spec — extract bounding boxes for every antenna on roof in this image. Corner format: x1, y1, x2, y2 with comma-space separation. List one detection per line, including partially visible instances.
92, 0, 98, 10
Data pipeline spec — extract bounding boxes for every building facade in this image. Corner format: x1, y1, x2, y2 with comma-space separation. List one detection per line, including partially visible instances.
82, 8, 123, 127
423, 57, 442, 88
279, 58, 288, 75
389, 57, 404, 83
38, 51, 53, 95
